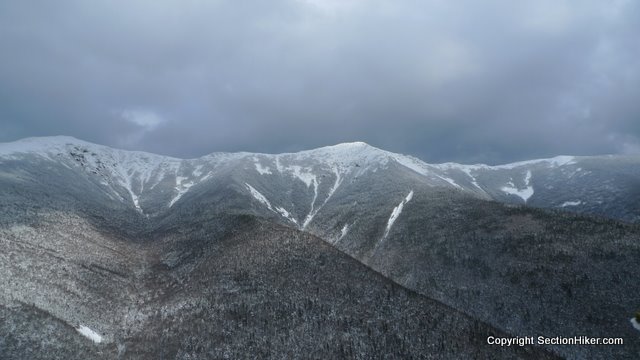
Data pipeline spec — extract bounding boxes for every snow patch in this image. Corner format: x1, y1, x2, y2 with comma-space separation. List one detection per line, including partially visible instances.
501, 170, 534, 202
76, 325, 102, 343
383, 190, 414, 239
275, 206, 298, 225
192, 165, 204, 177
288, 166, 316, 187
254, 159, 272, 175
560, 200, 582, 207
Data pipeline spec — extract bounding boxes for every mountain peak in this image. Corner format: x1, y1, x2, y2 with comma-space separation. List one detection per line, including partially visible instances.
0, 135, 89, 157
332, 141, 371, 147
4, 135, 82, 146
286, 141, 390, 166
296, 141, 378, 153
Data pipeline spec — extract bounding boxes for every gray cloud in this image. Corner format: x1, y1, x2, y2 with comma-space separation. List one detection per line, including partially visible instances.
1, 0, 639, 164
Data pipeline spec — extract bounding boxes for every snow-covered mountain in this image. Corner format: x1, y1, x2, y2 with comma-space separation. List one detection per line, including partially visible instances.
432, 154, 640, 222
2, 136, 638, 224
2, 136, 640, 359
2, 137, 469, 219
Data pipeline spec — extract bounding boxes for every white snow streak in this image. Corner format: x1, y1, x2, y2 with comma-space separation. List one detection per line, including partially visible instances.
275, 156, 284, 173
302, 167, 343, 229
111, 165, 145, 213
383, 190, 414, 239
275, 207, 298, 225
460, 167, 483, 191
76, 325, 102, 343
169, 176, 195, 207
326, 166, 343, 199
246, 184, 299, 224
434, 174, 462, 189
302, 177, 319, 229
339, 224, 349, 240
245, 183, 273, 211
278, 165, 322, 229
200, 171, 213, 182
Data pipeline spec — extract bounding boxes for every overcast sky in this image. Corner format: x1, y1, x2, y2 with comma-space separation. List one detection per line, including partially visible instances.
1, 0, 639, 164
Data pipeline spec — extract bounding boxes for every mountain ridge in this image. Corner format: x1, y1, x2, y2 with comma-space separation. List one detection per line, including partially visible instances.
2, 135, 639, 223
0, 135, 612, 166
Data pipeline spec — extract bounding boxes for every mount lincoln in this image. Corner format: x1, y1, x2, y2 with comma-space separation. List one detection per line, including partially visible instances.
1, 136, 639, 359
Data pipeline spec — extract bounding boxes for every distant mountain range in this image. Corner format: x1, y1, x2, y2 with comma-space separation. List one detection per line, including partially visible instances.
1, 136, 639, 359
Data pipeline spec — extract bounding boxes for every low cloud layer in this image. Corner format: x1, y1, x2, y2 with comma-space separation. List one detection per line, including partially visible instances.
1, 0, 639, 164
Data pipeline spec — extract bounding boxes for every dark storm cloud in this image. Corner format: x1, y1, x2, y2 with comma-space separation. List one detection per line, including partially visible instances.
1, 0, 639, 164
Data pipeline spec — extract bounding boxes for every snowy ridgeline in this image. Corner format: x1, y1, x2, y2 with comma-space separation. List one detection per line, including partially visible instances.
0, 136, 602, 219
